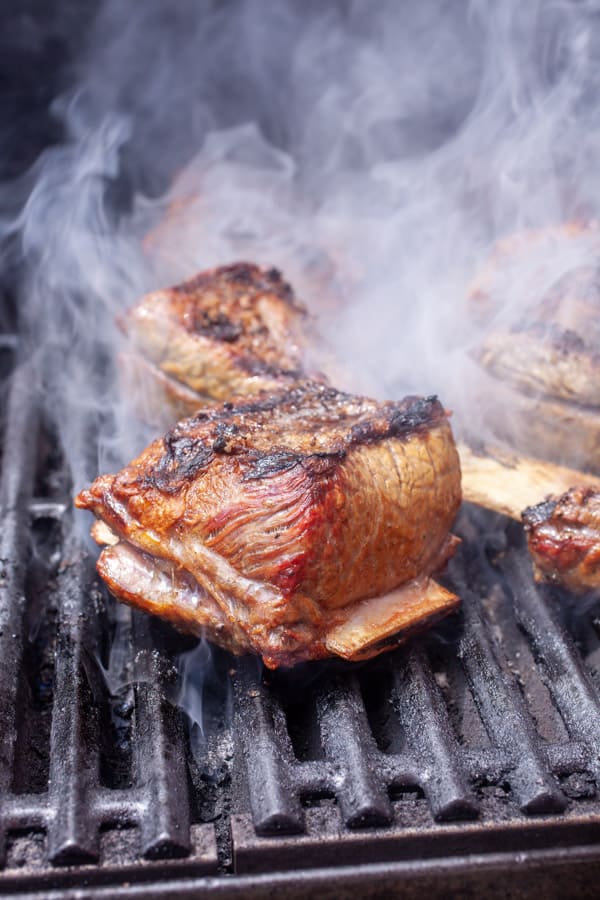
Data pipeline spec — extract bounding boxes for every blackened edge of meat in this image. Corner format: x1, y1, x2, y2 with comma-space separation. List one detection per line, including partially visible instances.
243, 449, 345, 481
192, 310, 244, 343
186, 384, 338, 424
350, 395, 445, 445
149, 435, 214, 493
143, 389, 447, 493
185, 385, 445, 433
522, 498, 559, 530
173, 262, 303, 312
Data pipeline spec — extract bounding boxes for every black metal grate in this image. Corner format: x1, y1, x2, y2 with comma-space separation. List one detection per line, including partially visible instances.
2, 337, 600, 897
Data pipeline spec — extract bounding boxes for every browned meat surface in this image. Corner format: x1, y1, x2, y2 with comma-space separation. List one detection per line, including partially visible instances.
478, 321, 600, 409
122, 262, 314, 421
473, 380, 600, 475
470, 223, 600, 471
523, 486, 600, 593
76, 383, 461, 668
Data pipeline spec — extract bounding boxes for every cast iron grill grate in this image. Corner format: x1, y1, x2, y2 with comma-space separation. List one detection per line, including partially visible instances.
2, 338, 600, 897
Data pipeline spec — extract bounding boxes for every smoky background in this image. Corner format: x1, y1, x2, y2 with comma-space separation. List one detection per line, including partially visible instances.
3, 0, 600, 482
2, 0, 600, 740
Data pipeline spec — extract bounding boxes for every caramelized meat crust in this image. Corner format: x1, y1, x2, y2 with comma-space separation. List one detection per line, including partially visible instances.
76, 384, 462, 668
122, 262, 312, 420
523, 487, 600, 593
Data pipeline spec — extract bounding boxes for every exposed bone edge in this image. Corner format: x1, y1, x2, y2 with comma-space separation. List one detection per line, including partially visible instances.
90, 525, 459, 667
459, 442, 600, 521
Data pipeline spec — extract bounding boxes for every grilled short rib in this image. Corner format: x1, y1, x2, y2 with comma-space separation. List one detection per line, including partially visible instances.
478, 320, 600, 410
121, 262, 312, 422
76, 383, 461, 668
470, 223, 600, 471
523, 487, 600, 593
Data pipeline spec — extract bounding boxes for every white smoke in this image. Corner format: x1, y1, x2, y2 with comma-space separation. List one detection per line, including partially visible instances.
6, 0, 600, 463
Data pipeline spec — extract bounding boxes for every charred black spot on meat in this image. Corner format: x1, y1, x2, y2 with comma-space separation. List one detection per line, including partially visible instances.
522, 498, 558, 529
150, 434, 213, 492
243, 448, 344, 482
243, 451, 301, 480
349, 396, 443, 446
233, 353, 303, 379
388, 396, 444, 436
192, 309, 243, 342
226, 262, 298, 308
211, 422, 240, 453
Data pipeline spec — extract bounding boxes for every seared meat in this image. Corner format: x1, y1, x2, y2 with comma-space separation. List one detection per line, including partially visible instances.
523, 487, 600, 593
474, 380, 600, 475
470, 223, 600, 471
76, 383, 461, 668
122, 262, 313, 422
478, 321, 600, 409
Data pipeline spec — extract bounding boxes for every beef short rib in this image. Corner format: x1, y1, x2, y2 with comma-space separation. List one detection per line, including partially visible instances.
76, 383, 461, 668
121, 262, 314, 424
523, 486, 600, 593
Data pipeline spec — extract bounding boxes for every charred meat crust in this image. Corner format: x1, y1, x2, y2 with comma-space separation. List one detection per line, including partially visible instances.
121, 261, 313, 413
144, 386, 446, 493
522, 497, 559, 528
83, 260, 462, 667
75, 382, 461, 655
186, 386, 444, 437
523, 486, 600, 592
172, 262, 302, 312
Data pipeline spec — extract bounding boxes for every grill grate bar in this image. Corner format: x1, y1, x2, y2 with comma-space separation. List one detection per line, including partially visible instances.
390, 646, 477, 820
234, 663, 305, 835
0, 361, 40, 867
316, 676, 393, 828
132, 614, 192, 859
462, 740, 592, 782
458, 591, 567, 814
47, 545, 101, 865
504, 550, 600, 780
28, 499, 67, 521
